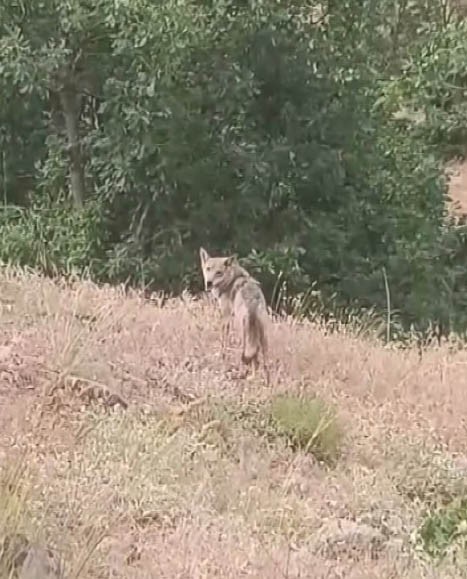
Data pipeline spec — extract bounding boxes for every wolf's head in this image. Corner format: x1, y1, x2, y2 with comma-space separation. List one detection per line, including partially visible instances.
199, 247, 238, 292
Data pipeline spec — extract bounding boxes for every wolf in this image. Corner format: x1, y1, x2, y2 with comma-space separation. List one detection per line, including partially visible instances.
199, 247, 270, 384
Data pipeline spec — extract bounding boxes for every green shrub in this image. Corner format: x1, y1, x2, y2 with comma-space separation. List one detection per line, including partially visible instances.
0, 200, 107, 279
418, 498, 467, 559
269, 394, 341, 465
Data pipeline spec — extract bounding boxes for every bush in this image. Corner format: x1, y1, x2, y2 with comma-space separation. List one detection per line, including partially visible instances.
269, 394, 341, 465
0, 200, 107, 279
418, 498, 467, 559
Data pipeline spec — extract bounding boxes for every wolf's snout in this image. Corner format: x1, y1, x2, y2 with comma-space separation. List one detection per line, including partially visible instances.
206, 280, 213, 290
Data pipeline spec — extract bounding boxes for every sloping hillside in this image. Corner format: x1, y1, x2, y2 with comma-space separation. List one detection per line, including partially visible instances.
0, 269, 467, 578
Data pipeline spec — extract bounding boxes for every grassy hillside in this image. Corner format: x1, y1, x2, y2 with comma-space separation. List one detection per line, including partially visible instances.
1, 268, 467, 577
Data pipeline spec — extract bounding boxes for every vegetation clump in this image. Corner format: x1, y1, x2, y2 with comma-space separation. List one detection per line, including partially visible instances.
270, 394, 341, 465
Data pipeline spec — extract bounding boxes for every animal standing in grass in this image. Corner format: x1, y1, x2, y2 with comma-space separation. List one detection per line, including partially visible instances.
199, 247, 270, 384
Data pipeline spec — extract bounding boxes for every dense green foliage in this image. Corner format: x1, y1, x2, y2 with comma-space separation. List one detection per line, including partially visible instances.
2, 0, 467, 336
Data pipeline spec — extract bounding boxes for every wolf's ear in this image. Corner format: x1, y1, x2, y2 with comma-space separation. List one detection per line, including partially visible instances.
199, 247, 210, 264
224, 254, 238, 267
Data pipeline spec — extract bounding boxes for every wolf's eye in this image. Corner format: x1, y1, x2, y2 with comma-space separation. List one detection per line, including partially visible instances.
215, 271, 223, 277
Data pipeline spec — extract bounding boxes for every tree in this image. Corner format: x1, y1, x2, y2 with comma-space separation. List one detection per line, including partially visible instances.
1, 0, 465, 337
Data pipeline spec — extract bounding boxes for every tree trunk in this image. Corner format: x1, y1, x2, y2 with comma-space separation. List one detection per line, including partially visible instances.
60, 86, 85, 209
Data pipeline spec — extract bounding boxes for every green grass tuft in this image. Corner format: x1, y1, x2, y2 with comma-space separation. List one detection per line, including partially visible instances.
418, 497, 467, 559
269, 394, 341, 465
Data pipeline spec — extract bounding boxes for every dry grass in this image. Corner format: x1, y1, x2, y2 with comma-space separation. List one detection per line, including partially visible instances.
1, 267, 467, 577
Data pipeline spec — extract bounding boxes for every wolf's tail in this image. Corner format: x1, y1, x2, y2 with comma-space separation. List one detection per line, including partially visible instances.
241, 311, 267, 365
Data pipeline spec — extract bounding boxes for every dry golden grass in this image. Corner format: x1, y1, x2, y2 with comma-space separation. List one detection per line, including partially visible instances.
1, 267, 467, 577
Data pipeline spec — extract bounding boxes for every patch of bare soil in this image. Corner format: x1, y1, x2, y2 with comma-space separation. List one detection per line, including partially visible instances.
447, 157, 467, 215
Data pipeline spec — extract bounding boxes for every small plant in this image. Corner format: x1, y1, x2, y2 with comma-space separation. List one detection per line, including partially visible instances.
269, 394, 341, 465
418, 498, 467, 559
0, 459, 34, 576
